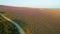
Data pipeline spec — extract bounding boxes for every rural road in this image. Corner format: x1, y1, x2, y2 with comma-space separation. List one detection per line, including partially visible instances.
0, 13, 26, 34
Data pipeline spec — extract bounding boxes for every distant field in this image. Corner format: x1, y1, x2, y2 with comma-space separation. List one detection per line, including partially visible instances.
0, 5, 60, 34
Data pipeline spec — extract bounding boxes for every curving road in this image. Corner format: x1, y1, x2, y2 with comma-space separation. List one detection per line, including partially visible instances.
0, 13, 26, 34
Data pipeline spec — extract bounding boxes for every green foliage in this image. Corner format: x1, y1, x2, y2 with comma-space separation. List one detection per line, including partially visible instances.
0, 12, 5, 14
0, 17, 20, 34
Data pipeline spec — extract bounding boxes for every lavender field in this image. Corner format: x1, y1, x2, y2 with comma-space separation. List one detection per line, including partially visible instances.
0, 5, 60, 34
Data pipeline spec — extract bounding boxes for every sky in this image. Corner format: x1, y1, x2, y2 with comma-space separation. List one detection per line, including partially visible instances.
0, 0, 60, 8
